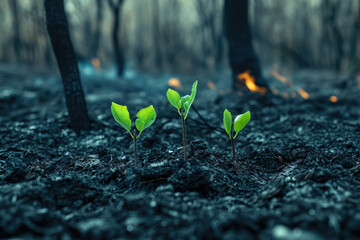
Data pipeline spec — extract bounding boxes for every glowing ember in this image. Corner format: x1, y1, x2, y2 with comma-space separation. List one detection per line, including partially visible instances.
271, 88, 279, 95
237, 71, 267, 95
297, 88, 309, 99
91, 58, 101, 69
219, 89, 232, 96
168, 78, 182, 89
288, 80, 294, 87
282, 93, 289, 99
271, 67, 293, 86
329, 96, 338, 102
207, 81, 216, 90
272, 69, 288, 84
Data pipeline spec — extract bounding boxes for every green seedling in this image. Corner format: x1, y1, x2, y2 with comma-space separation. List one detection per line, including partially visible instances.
223, 110, 251, 161
167, 80, 198, 161
111, 102, 156, 166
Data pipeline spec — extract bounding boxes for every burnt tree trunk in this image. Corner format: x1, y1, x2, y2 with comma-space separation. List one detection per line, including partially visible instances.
152, 0, 163, 70
92, 0, 103, 57
322, 0, 344, 70
44, 0, 90, 135
108, 0, 125, 76
224, 0, 267, 88
10, 0, 21, 62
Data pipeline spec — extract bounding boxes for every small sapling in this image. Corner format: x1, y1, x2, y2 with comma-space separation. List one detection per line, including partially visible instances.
167, 81, 198, 161
111, 103, 156, 166
223, 110, 251, 161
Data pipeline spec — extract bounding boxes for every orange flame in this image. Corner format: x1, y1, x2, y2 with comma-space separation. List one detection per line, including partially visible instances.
237, 71, 267, 95
91, 58, 101, 69
207, 81, 216, 90
168, 78, 182, 89
329, 96, 338, 102
297, 88, 309, 99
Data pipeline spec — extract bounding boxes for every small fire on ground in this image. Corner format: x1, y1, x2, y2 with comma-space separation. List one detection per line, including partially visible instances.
270, 67, 310, 99
207, 81, 216, 90
238, 68, 341, 102
271, 65, 310, 99
168, 78, 182, 89
329, 96, 338, 103
237, 71, 267, 95
297, 88, 309, 99
91, 58, 101, 69
271, 68, 294, 87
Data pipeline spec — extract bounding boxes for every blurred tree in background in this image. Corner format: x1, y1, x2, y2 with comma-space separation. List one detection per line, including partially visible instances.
107, 0, 125, 76
0, 0, 359, 73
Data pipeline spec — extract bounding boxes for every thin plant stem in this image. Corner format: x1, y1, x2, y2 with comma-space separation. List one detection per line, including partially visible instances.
181, 111, 187, 161
231, 137, 236, 162
133, 129, 138, 167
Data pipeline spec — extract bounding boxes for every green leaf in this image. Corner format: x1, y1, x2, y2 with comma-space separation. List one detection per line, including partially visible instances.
135, 105, 157, 138
233, 111, 251, 139
181, 95, 191, 112
183, 80, 198, 119
223, 109, 232, 139
167, 88, 181, 111
111, 102, 133, 138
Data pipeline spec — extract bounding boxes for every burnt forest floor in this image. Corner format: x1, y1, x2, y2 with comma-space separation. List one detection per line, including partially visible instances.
0, 64, 359, 239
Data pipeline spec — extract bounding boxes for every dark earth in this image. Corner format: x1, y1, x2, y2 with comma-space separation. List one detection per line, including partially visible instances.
0, 64, 359, 239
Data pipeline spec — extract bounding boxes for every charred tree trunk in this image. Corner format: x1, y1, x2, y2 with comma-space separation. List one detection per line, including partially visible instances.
113, 6, 124, 75
10, 0, 21, 62
215, 26, 224, 68
195, 0, 213, 68
195, 0, 226, 70
44, 0, 90, 135
152, 0, 163, 70
224, 0, 267, 88
92, 0, 103, 57
108, 0, 125, 76
322, 0, 344, 70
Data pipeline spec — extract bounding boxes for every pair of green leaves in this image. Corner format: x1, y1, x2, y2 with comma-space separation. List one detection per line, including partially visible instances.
111, 102, 156, 138
223, 110, 251, 139
167, 81, 198, 119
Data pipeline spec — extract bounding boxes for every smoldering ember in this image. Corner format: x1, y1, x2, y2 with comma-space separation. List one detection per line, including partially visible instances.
0, 0, 359, 239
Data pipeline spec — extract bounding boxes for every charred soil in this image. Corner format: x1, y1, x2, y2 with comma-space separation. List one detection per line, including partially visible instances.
0, 66, 359, 239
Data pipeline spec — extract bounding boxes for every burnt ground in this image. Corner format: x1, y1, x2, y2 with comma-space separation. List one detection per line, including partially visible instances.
0, 64, 359, 239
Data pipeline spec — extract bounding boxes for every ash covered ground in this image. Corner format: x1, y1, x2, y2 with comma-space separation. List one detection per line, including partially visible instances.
0, 64, 359, 239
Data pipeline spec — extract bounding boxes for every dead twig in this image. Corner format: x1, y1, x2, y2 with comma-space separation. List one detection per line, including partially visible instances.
191, 105, 223, 133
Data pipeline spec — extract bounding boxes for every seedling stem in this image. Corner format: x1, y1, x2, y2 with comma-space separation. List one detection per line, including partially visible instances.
111, 103, 156, 167
231, 136, 235, 161
223, 109, 251, 162
133, 129, 138, 166
181, 110, 187, 161
166, 81, 198, 162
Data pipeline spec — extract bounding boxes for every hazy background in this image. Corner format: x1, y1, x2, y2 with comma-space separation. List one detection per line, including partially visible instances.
0, 0, 359, 73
